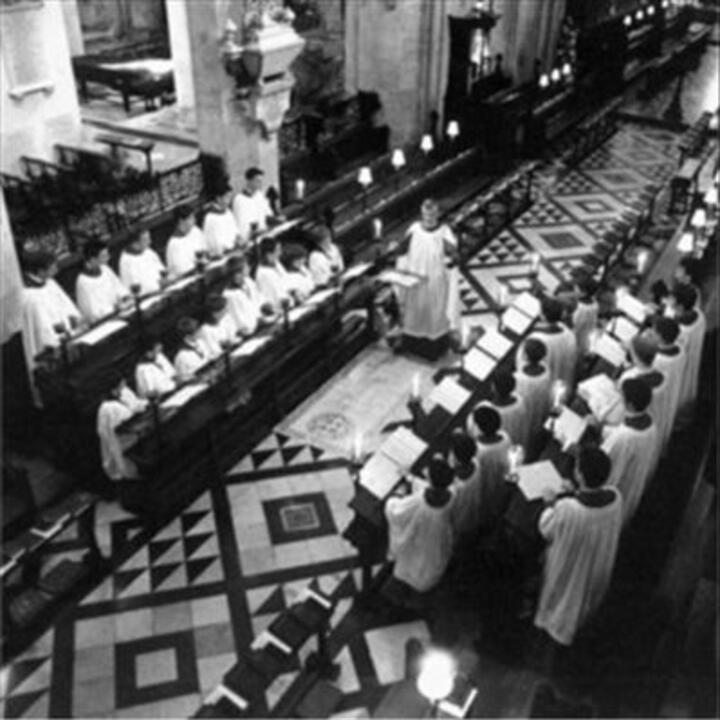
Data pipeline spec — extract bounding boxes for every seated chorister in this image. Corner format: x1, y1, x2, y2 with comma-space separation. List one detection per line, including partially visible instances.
165, 204, 207, 278
283, 244, 316, 302
75, 239, 128, 323
384, 455, 456, 593
308, 227, 345, 287
203, 184, 240, 257
232, 167, 276, 245
223, 255, 276, 337
601, 377, 658, 525
651, 316, 685, 446
254, 237, 295, 311
572, 275, 600, 356
174, 317, 212, 381
135, 338, 177, 398
514, 337, 552, 451
198, 293, 238, 358
118, 230, 165, 295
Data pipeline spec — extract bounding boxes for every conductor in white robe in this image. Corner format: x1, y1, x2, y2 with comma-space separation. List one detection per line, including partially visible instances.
203, 185, 240, 257
385, 457, 456, 593
534, 447, 623, 646
20, 251, 81, 403
165, 204, 207, 278
135, 339, 177, 398
651, 316, 685, 446
398, 199, 460, 355
118, 230, 165, 295
602, 378, 658, 525
309, 228, 345, 286
75, 240, 128, 323
231, 167, 276, 245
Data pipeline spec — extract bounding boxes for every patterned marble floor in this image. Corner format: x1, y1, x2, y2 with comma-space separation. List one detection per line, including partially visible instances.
0, 119, 691, 720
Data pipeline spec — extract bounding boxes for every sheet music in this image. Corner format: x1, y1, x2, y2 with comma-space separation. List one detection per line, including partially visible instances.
160, 383, 208, 409
74, 319, 127, 346
359, 452, 402, 499
593, 332, 627, 368
287, 305, 315, 323
231, 336, 271, 358
380, 427, 428, 469
516, 293, 541, 324
307, 288, 339, 305
617, 292, 648, 324
341, 262, 372, 282
428, 378, 471, 415
463, 348, 497, 382
476, 328, 514, 359
577, 374, 623, 423
501, 306, 534, 336
516, 460, 564, 501
378, 270, 423, 288
553, 406, 588, 449
611, 316, 640, 344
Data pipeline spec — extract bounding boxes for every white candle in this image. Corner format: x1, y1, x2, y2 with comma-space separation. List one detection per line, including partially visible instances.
529, 252, 541, 274
352, 432, 363, 463
552, 380, 567, 411
295, 178, 305, 201
636, 249, 649, 274
508, 445, 524, 474
497, 285, 509, 307
446, 120, 460, 140
588, 329, 601, 355
358, 166, 373, 187
391, 148, 406, 170
420, 134, 434, 155
460, 322, 470, 350
373, 218, 383, 239
411, 372, 420, 400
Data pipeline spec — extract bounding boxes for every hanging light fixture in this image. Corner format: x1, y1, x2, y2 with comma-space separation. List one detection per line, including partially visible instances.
420, 134, 434, 155
391, 148, 406, 170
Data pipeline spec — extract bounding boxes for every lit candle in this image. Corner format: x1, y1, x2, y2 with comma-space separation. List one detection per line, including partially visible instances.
372, 218, 383, 239
562, 62, 572, 78
411, 372, 420, 400
497, 285, 509, 307
295, 178, 305, 201
636, 249, 649, 274
391, 148, 406, 170
624, 14, 632, 27
352, 432, 363, 463
358, 166, 373, 187
647, 5, 655, 16
677, 231, 694, 253
550, 68, 561, 84
552, 380, 567, 411
508, 445, 524, 475
529, 252, 541, 274
460, 322, 470, 350
446, 120, 460, 140
538, 73, 550, 89
420, 134, 434, 155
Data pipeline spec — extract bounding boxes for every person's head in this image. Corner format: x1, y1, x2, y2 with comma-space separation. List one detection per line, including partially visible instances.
523, 337, 547, 366
214, 184, 233, 209
205, 293, 227, 323
472, 405, 502, 438
128, 230, 151, 253
450, 430, 477, 468
420, 198, 440, 228
174, 204, 196, 236
576, 446, 611, 490
492, 370, 516, 401
674, 256, 701, 286
629, 333, 657, 369
227, 255, 249, 285
315, 227, 333, 251
575, 275, 599, 302
245, 167, 264, 193
177, 316, 200, 342
284, 243, 308, 272
260, 237, 280, 265
653, 316, 680, 347
621, 377, 652, 414
82, 240, 110, 271
141, 337, 163, 362
671, 283, 698, 313
428, 455, 454, 490
541, 296, 564, 324
23, 249, 57, 279
108, 374, 128, 400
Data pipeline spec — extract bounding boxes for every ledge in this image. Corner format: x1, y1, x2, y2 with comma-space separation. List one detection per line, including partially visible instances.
8, 80, 55, 100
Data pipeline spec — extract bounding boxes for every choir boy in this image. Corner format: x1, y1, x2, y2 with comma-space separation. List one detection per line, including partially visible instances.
514, 338, 552, 450
118, 230, 165, 295
198, 294, 238, 358
448, 430, 481, 537
75, 240, 128, 323
223, 255, 276, 336
255, 237, 295, 310
232, 168, 276, 244
203, 184, 240, 256
572, 276, 600, 356
284, 244, 315, 302
174, 317, 212, 381
651, 316, 685, 445
309, 228, 345, 286
165, 204, 206, 278
135, 339, 177, 398
469, 371, 529, 450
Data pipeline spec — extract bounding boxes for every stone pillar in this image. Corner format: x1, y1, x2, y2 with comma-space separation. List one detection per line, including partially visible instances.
176, 0, 304, 199
165, 0, 195, 110
61, 0, 85, 57
512, 0, 567, 83
1, 190, 23, 344
0, 0, 81, 173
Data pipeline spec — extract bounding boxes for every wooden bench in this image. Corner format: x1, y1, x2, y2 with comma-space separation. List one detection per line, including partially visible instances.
671, 157, 702, 213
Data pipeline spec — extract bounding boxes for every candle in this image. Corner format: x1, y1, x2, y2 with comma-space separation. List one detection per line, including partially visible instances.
647, 4, 655, 16
624, 14, 632, 27
352, 432, 363, 463
677, 231, 694, 253
550, 68, 561, 83
411, 372, 420, 400
295, 178, 305, 201
636, 8, 644, 21
358, 166, 373, 187
508, 445, 524, 475
497, 285, 509, 307
460, 322, 470, 350
391, 148, 406, 170
529, 252, 541, 274
538, 73, 550, 89
588, 329, 602, 355
420, 134, 434, 155
636, 249, 649, 274
372, 218, 383, 239
561, 62, 572, 78
552, 380, 567, 411
446, 120, 460, 140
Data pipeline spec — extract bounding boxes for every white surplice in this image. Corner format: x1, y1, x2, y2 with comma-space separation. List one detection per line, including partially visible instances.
399, 222, 459, 339
135, 353, 176, 398
199, 315, 237, 358
286, 267, 315, 302
309, 245, 344, 286
174, 339, 212, 380
386, 489, 455, 592
524, 324, 577, 386
572, 299, 599, 355
75, 266, 127, 323
97, 399, 138, 481
232, 190, 273, 243
224, 279, 266, 336
601, 417, 657, 524
165, 226, 207, 278
676, 310, 706, 414
535, 488, 623, 645
514, 365, 552, 443
653, 345, 685, 445
255, 263, 293, 311
118, 248, 164, 295
202, 208, 238, 256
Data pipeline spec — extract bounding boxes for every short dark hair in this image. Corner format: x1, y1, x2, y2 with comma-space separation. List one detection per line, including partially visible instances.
174, 204, 195, 223
227, 255, 247, 273
631, 334, 658, 366
451, 431, 477, 465
492, 370, 516, 399
541, 296, 564, 323
472, 405, 501, 436
575, 275, 599, 299
428, 457, 454, 489
22, 249, 56, 275
621, 377, 652, 413
177, 316, 199, 336
260, 237, 278, 258
678, 256, 702, 284
215, 183, 232, 197
245, 167, 264, 181
577, 447, 611, 489
653, 316, 680, 345
524, 337, 547, 364
83, 240, 108, 261
205, 293, 227, 313
673, 283, 698, 312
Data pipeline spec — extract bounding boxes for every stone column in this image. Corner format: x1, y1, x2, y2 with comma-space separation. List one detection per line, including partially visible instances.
1, 190, 23, 344
174, 0, 303, 199
61, 0, 85, 57
165, 0, 196, 110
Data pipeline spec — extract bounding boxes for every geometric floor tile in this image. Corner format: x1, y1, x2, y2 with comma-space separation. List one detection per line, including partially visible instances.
511, 223, 597, 260
467, 263, 561, 308
583, 166, 654, 192
365, 620, 431, 685
514, 195, 574, 226
263, 493, 337, 545
229, 432, 327, 475
550, 170, 601, 196
467, 232, 530, 266
553, 193, 630, 222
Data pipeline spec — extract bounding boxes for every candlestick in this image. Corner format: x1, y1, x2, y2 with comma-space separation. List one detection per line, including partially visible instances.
411, 372, 421, 401
295, 178, 306, 202
352, 432, 364, 465
372, 218, 383, 240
